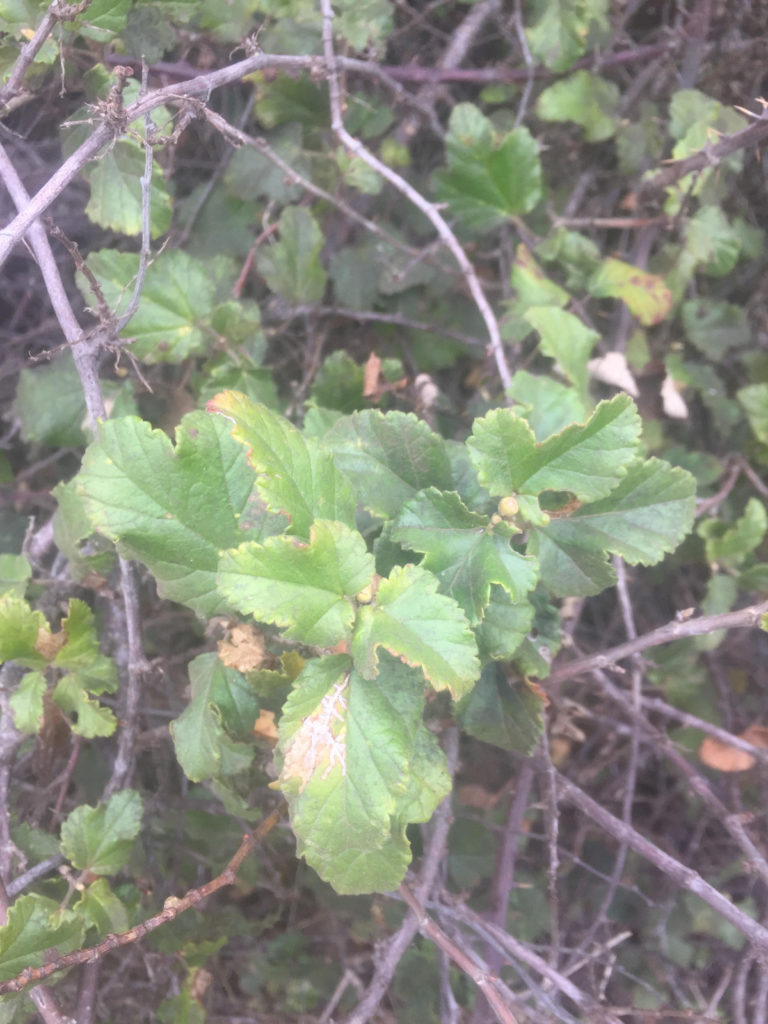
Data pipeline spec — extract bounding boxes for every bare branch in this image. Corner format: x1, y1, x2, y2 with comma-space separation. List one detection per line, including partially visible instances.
0, 0, 92, 107
546, 600, 768, 686
0, 808, 283, 995
640, 108, 768, 196
319, 0, 512, 393
399, 884, 522, 1024
556, 772, 768, 957
115, 62, 154, 333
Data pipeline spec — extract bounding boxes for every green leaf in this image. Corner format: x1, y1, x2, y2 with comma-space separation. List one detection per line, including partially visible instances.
531, 458, 697, 596
70, 0, 131, 38
207, 390, 356, 537
457, 663, 545, 753
694, 573, 738, 652
256, 205, 327, 304
77, 412, 259, 617
737, 384, 768, 444
277, 653, 449, 894
0, 596, 50, 668
526, 0, 609, 72
86, 141, 172, 237
73, 878, 130, 937
433, 105, 542, 232
536, 228, 602, 290
8, 671, 46, 734
253, 75, 328, 130
52, 477, 116, 584
329, 242, 381, 311
682, 299, 750, 359
82, 250, 217, 363
60, 790, 143, 875
683, 206, 742, 277
53, 675, 117, 738
475, 586, 536, 662
170, 653, 258, 782
697, 499, 767, 570
12, 351, 87, 447
668, 89, 745, 158
335, 0, 393, 50
528, 527, 617, 598
507, 372, 589, 441
122, 4, 177, 64
219, 520, 375, 647
536, 70, 619, 141
588, 258, 673, 326
325, 410, 452, 518
54, 600, 117, 695
524, 306, 599, 395
0, 895, 83, 983
509, 244, 570, 310
0, 554, 30, 599
467, 395, 641, 501
224, 126, 306, 204
310, 351, 366, 413
352, 564, 479, 697
391, 488, 538, 623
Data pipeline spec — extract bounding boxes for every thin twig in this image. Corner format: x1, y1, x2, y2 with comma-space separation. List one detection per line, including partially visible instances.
564, 560, 643, 973
0, 808, 283, 995
200, 106, 432, 263
0, 0, 92, 107
511, 0, 535, 127
115, 61, 154, 333
276, 305, 485, 348
436, 898, 620, 1022
319, 0, 512, 393
399, 885, 521, 1024
546, 600, 768, 686
556, 772, 768, 956
7, 855, 65, 898
640, 108, 768, 196
0, 49, 445, 269
588, 667, 768, 891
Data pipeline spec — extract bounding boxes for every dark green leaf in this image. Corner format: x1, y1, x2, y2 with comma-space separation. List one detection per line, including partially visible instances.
326, 410, 452, 518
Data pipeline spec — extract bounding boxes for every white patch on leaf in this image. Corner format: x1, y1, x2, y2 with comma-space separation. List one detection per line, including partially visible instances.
280, 675, 349, 792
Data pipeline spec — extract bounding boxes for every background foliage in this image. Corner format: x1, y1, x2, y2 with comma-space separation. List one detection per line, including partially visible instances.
1, 0, 768, 1022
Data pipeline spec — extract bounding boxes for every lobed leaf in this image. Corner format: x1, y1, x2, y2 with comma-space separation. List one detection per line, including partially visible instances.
588, 258, 673, 326
170, 653, 259, 782
531, 458, 697, 596
219, 520, 375, 647
0, 895, 83, 983
467, 395, 641, 502
276, 653, 449, 894
76, 412, 260, 617
208, 390, 355, 537
60, 790, 143, 876
326, 410, 452, 518
391, 488, 538, 623
351, 564, 479, 697
82, 250, 216, 363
